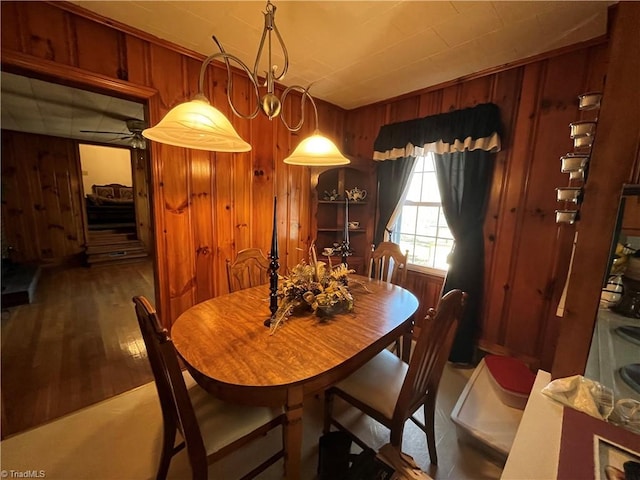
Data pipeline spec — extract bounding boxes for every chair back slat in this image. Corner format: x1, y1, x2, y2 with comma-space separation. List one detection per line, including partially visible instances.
132, 296, 207, 464
226, 248, 270, 292
394, 290, 467, 419
368, 242, 409, 287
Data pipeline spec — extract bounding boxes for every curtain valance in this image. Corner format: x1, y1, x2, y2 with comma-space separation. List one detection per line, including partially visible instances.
373, 103, 502, 161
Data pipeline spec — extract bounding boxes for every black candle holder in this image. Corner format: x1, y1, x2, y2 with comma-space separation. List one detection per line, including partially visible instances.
266, 196, 279, 327
267, 251, 279, 325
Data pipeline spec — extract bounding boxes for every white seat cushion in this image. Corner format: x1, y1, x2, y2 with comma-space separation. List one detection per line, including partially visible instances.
335, 349, 408, 420
189, 384, 283, 455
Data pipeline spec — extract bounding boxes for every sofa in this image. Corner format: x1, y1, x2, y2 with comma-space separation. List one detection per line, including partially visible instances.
86, 183, 135, 228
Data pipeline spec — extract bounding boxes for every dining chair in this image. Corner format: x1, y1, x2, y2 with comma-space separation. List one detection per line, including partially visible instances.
368, 241, 410, 356
132, 296, 285, 480
226, 248, 270, 293
368, 242, 409, 286
323, 289, 467, 466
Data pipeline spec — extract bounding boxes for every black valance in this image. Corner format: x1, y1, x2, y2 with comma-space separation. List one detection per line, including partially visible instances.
373, 103, 501, 160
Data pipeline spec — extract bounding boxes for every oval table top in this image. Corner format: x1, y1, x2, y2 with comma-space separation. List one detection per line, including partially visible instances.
172, 276, 419, 397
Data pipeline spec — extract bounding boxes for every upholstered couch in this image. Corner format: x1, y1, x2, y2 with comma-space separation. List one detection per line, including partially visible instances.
85, 183, 135, 228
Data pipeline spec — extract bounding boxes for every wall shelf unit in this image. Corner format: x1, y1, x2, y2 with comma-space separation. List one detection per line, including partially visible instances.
311, 163, 375, 275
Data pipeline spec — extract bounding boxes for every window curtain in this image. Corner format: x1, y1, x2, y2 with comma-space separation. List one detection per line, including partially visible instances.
374, 156, 416, 245
373, 103, 501, 364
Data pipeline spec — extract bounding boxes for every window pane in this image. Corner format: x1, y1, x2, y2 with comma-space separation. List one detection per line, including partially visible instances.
414, 235, 436, 267
421, 173, 441, 202
416, 206, 439, 236
389, 153, 451, 271
399, 205, 417, 233
398, 234, 415, 263
405, 173, 423, 202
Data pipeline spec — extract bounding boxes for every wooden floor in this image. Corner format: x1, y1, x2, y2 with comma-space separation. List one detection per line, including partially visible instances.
1, 260, 155, 439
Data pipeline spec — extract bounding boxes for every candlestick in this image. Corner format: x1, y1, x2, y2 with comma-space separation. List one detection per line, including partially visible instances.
342, 197, 350, 265
268, 196, 279, 325
344, 197, 349, 245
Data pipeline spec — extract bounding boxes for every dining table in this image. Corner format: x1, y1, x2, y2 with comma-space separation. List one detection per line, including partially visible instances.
171, 275, 419, 479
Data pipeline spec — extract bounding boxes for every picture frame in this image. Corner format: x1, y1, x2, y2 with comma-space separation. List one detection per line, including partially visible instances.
557, 407, 640, 479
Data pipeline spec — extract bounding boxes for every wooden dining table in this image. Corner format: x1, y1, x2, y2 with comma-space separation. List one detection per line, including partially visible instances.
171, 275, 419, 479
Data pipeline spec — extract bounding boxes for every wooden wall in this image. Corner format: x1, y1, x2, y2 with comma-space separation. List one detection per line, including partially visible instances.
343, 41, 611, 371
2, 1, 636, 374
1, 131, 85, 263
1, 1, 345, 326
2, 130, 154, 264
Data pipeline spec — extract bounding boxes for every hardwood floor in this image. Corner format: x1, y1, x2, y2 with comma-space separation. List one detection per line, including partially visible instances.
1, 260, 155, 438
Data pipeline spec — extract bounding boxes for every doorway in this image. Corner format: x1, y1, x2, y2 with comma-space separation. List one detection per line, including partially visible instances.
0, 71, 157, 438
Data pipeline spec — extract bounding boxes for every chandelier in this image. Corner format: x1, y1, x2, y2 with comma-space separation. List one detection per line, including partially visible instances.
142, 1, 350, 167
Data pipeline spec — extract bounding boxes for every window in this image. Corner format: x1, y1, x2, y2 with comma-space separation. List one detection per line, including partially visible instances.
389, 154, 452, 271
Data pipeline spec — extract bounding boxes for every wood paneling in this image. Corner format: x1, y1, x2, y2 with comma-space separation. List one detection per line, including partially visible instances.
1, 1, 345, 329
2, 1, 635, 377
344, 39, 612, 370
552, 3, 640, 378
132, 149, 153, 253
1, 131, 84, 263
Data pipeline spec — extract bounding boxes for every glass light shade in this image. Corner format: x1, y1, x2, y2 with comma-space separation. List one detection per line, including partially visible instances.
283, 132, 350, 166
142, 97, 251, 152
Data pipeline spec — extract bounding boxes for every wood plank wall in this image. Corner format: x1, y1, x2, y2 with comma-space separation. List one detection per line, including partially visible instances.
2, 130, 154, 264
343, 41, 611, 371
1, 131, 85, 263
1, 1, 345, 327
2, 1, 635, 373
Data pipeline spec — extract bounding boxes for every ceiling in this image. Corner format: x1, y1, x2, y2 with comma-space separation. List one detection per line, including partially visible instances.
70, 0, 612, 109
1, 1, 612, 145
1, 72, 145, 147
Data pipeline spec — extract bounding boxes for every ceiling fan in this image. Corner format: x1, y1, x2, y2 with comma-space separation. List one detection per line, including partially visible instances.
81, 119, 147, 149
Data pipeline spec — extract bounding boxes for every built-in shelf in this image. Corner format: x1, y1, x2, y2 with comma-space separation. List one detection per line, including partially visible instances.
318, 200, 368, 205
317, 228, 366, 233
312, 164, 374, 275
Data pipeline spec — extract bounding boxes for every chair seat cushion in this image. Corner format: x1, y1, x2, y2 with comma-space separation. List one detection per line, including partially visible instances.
334, 349, 408, 420
189, 384, 283, 455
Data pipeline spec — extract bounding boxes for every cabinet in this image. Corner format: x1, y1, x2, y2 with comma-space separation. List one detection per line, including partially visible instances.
311, 164, 375, 275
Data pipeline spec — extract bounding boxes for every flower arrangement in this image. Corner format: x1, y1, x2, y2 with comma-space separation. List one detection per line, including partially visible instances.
269, 245, 357, 334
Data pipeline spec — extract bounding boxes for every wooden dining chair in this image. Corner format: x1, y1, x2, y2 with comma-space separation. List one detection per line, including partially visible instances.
368, 241, 409, 355
226, 248, 270, 293
368, 242, 409, 287
323, 289, 467, 466
132, 296, 285, 480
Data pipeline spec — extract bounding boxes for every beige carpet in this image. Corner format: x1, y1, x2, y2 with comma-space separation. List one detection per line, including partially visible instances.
0, 366, 503, 480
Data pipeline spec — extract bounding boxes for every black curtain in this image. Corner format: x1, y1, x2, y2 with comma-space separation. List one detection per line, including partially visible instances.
374, 156, 416, 245
434, 150, 494, 363
373, 103, 501, 364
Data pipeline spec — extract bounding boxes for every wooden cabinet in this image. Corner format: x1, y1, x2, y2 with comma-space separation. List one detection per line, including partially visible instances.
311, 164, 375, 275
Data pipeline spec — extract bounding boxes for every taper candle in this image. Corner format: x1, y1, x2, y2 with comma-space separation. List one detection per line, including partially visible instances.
344, 197, 349, 245
268, 196, 279, 321
271, 196, 279, 260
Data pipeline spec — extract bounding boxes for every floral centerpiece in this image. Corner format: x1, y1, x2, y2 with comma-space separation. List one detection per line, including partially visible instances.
269, 246, 358, 334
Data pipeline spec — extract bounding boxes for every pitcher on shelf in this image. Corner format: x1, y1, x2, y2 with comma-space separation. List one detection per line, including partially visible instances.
346, 187, 367, 202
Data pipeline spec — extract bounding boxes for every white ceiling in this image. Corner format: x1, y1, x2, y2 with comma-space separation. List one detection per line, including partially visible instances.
0, 1, 612, 146
70, 0, 611, 110
1, 72, 145, 147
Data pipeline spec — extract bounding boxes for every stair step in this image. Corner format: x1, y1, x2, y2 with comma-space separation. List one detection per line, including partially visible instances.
86, 250, 148, 265
88, 233, 137, 243
86, 242, 145, 255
